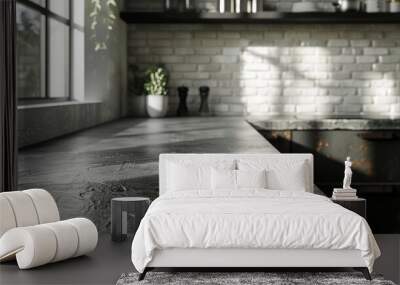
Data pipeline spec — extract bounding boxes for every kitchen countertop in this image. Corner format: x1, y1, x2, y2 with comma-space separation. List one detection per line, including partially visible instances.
18, 117, 277, 232
247, 115, 400, 130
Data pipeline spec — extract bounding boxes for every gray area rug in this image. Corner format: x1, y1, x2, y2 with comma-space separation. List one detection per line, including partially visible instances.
116, 272, 396, 285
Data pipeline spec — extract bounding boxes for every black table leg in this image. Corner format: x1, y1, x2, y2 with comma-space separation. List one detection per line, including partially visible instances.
138, 268, 148, 281
354, 267, 372, 280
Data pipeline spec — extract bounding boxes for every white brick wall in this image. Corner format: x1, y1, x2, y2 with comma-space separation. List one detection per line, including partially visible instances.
128, 24, 400, 116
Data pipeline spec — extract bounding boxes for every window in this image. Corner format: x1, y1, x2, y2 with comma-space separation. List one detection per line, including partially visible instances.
48, 18, 70, 98
16, 0, 84, 102
16, 3, 46, 99
49, 1, 69, 18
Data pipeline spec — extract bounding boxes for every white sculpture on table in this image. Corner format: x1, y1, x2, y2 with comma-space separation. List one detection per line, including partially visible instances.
332, 157, 357, 199
343, 156, 353, 189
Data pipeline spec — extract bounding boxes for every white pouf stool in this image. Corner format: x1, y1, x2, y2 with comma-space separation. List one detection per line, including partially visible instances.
0, 189, 98, 269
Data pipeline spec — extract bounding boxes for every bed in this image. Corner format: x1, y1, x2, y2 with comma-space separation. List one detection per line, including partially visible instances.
131, 154, 380, 280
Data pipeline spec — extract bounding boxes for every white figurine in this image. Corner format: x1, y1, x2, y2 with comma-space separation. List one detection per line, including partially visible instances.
343, 156, 353, 190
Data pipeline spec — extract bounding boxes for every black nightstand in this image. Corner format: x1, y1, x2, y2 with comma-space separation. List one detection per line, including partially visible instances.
331, 198, 366, 219
111, 197, 150, 242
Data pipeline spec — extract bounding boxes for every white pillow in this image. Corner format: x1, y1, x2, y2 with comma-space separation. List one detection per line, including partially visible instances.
166, 160, 235, 192
211, 168, 236, 190
238, 159, 309, 192
237, 169, 267, 189
211, 169, 267, 191
167, 163, 209, 191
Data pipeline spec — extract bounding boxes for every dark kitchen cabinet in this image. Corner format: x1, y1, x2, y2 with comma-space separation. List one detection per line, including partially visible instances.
291, 130, 400, 185
257, 129, 400, 234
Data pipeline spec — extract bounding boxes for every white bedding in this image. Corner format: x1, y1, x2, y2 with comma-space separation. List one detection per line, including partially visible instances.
131, 190, 380, 273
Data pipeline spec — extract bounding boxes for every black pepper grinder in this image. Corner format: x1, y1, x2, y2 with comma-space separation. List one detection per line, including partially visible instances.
176, 86, 189, 116
198, 86, 210, 116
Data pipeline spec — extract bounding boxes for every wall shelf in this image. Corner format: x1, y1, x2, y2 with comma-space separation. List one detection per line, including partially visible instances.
120, 11, 400, 24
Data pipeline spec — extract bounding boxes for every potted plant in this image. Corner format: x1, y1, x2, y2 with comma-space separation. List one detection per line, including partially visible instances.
144, 65, 169, 118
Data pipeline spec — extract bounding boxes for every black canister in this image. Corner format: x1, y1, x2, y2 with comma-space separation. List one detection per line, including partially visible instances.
199, 86, 210, 116
177, 86, 189, 116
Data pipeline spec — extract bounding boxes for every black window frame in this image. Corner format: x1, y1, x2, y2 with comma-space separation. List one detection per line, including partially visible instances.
16, 0, 84, 104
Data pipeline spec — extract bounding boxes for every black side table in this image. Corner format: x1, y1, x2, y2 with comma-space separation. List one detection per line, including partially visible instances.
331, 198, 366, 219
111, 197, 150, 242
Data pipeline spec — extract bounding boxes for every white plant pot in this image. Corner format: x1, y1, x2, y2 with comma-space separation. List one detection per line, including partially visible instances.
146, 95, 168, 118
390, 2, 400, 12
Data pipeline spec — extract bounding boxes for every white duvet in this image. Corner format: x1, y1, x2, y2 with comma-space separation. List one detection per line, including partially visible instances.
131, 190, 380, 273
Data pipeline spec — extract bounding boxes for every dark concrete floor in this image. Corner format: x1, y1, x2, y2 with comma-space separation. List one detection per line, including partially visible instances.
0, 234, 133, 285
1, 234, 398, 285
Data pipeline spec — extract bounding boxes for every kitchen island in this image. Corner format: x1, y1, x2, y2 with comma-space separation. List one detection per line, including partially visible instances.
247, 115, 400, 234
248, 115, 400, 130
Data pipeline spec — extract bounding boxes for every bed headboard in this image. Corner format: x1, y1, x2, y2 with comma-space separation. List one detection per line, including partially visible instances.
159, 153, 314, 195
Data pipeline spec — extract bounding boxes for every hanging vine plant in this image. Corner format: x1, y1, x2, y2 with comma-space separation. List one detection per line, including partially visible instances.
89, 0, 117, 51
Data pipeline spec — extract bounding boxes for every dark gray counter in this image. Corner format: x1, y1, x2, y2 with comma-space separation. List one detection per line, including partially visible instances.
248, 115, 400, 130
18, 118, 277, 232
